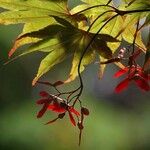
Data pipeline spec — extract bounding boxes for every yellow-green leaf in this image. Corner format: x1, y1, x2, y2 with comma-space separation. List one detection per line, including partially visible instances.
32, 48, 66, 86
65, 36, 96, 83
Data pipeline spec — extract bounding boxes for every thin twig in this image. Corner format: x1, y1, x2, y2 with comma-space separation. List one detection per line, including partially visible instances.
76, 14, 119, 101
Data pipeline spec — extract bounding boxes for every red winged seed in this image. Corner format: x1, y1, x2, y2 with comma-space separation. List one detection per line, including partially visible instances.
115, 78, 129, 93
36, 99, 51, 105
68, 111, 76, 126
37, 103, 49, 118
48, 102, 66, 113
69, 107, 80, 116
114, 68, 129, 78
134, 78, 150, 91
39, 91, 49, 97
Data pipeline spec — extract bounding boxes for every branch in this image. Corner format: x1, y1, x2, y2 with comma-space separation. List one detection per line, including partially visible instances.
77, 14, 119, 99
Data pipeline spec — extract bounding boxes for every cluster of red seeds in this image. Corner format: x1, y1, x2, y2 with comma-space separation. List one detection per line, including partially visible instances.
36, 81, 89, 145
101, 48, 150, 92
114, 65, 150, 92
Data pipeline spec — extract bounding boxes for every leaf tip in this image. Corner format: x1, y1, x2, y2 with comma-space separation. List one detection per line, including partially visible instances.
8, 47, 16, 58
32, 77, 38, 86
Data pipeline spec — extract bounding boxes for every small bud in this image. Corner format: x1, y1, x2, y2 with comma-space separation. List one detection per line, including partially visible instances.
60, 102, 68, 110
58, 113, 65, 119
81, 107, 89, 116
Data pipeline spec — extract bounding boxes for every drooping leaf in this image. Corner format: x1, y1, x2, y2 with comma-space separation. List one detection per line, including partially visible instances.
32, 48, 66, 86
70, 0, 114, 31
0, 0, 67, 14
92, 33, 120, 78
64, 35, 96, 83
101, 15, 123, 53
144, 14, 150, 27
1, 0, 149, 87
0, 10, 54, 25
92, 36, 113, 59
81, 0, 113, 5
8, 19, 55, 57
121, 14, 146, 51
124, 0, 150, 11
8, 23, 67, 57
8, 36, 40, 57
67, 0, 84, 10
0, 1, 71, 57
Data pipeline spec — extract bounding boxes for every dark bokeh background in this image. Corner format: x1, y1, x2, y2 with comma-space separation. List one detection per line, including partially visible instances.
0, 2, 150, 150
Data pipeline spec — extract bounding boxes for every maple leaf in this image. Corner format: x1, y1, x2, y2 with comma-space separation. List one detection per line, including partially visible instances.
0, 0, 149, 84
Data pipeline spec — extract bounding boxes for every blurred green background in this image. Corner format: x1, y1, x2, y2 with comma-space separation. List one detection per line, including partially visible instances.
0, 1, 150, 150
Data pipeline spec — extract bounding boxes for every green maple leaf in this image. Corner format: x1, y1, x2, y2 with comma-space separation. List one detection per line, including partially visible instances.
1, 0, 148, 84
